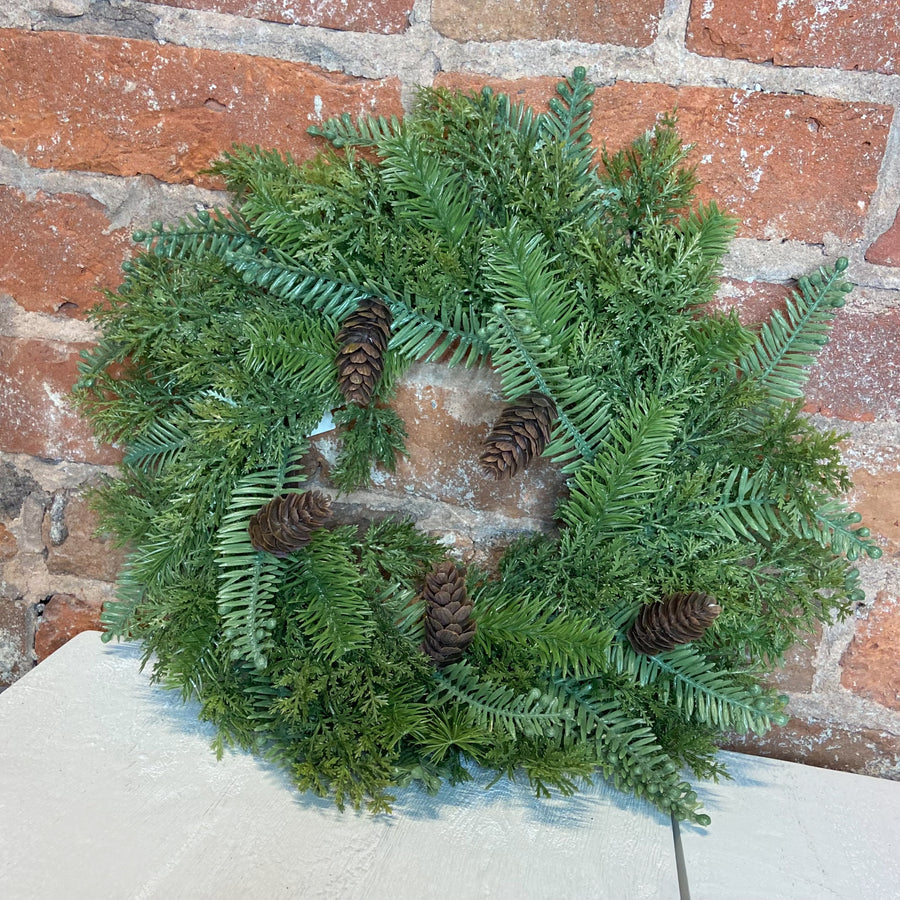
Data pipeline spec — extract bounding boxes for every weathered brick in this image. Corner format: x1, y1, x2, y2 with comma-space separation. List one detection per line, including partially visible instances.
722, 716, 900, 778
432, 0, 665, 45
0, 461, 40, 520
0, 30, 401, 185
147, 0, 412, 33
712, 278, 790, 324
435, 75, 892, 242
0, 524, 17, 561
0, 187, 130, 318
42, 492, 126, 582
0, 336, 121, 464
687, 0, 900, 76
850, 469, 900, 553
715, 280, 900, 422
356, 364, 566, 521
34, 592, 102, 662
766, 622, 821, 694
841, 591, 900, 712
0, 595, 32, 689
866, 207, 900, 267
804, 305, 900, 422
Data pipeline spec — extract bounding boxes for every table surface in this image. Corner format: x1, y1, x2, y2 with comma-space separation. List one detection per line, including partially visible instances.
1, 632, 898, 900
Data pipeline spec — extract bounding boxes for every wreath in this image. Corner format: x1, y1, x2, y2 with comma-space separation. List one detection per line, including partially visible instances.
75, 69, 879, 825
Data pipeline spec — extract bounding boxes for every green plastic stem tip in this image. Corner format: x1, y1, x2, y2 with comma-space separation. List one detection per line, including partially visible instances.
835, 256, 849, 272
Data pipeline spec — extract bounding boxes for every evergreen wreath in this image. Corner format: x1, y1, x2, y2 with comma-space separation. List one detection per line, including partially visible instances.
75, 69, 880, 826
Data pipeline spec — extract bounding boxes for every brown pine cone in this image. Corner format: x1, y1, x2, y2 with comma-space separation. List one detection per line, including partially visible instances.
421, 560, 477, 667
336, 298, 392, 406
479, 391, 558, 480
627, 591, 722, 656
248, 490, 332, 557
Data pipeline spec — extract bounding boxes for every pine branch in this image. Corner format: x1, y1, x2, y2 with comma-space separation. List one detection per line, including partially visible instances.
136, 207, 260, 262
558, 398, 681, 534
282, 528, 375, 660
485, 310, 609, 473
711, 465, 783, 542
225, 249, 368, 322
240, 311, 339, 399
356, 518, 445, 585
739, 258, 851, 406
599, 115, 697, 239
673, 201, 739, 288
308, 111, 403, 149
100, 559, 145, 642
433, 661, 574, 740
799, 499, 882, 561
229, 249, 491, 368
552, 678, 709, 823
215, 458, 301, 669
331, 403, 408, 492
540, 66, 596, 177
123, 419, 191, 474
607, 641, 786, 734
483, 220, 579, 349
379, 130, 478, 253
388, 291, 490, 367
208, 144, 305, 196
473, 591, 613, 679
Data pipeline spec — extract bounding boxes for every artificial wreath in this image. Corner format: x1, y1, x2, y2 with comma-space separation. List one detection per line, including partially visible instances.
75, 69, 879, 825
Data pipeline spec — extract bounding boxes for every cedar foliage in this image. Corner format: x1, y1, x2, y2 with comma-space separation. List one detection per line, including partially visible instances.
74, 69, 878, 825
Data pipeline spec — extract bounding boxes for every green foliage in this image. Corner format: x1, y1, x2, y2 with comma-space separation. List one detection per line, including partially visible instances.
75, 69, 872, 825
740, 259, 852, 407
330, 404, 408, 492
215, 459, 297, 670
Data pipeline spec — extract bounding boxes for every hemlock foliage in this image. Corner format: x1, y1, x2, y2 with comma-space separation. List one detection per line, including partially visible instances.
74, 69, 878, 825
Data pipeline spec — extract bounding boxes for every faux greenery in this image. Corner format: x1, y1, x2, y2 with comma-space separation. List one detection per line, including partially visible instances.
75, 69, 879, 825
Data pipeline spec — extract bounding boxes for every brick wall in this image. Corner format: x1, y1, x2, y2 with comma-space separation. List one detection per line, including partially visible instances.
1, 0, 898, 778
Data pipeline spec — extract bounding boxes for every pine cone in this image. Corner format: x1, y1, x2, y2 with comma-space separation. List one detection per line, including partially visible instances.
248, 490, 332, 557
421, 560, 476, 667
627, 591, 722, 656
479, 391, 558, 480
336, 299, 392, 406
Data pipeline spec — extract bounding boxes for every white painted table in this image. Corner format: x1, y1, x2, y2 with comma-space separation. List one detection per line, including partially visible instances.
1, 633, 898, 900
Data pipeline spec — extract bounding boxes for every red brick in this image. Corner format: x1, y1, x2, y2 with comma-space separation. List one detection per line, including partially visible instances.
687, 0, 900, 76
0, 524, 16, 561
722, 716, 899, 777
850, 469, 900, 554
0, 187, 130, 318
147, 0, 412, 32
866, 207, 900, 267
841, 591, 900, 712
0, 336, 121, 464
34, 592, 102, 662
0, 30, 401, 185
361, 369, 566, 521
432, 0, 665, 45
434, 76, 891, 243
42, 492, 126, 582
